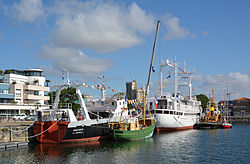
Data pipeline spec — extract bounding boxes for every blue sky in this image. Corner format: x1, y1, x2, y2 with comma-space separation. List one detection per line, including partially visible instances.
0, 0, 250, 100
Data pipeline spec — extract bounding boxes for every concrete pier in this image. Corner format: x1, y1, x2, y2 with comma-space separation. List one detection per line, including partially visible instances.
0, 141, 28, 150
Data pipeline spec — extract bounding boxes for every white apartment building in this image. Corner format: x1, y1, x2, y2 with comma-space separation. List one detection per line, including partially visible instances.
0, 68, 50, 116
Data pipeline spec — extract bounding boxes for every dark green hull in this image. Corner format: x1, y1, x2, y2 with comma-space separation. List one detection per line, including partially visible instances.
193, 122, 221, 129
110, 122, 156, 141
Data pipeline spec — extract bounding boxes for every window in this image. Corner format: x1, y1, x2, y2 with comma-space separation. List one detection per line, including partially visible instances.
156, 110, 163, 114
150, 102, 153, 109
24, 90, 29, 95
34, 91, 39, 95
16, 89, 21, 97
164, 110, 169, 114
3, 89, 9, 94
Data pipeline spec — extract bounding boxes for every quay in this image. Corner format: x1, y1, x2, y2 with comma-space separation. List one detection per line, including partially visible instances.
0, 141, 28, 150
0, 121, 32, 143
229, 116, 250, 124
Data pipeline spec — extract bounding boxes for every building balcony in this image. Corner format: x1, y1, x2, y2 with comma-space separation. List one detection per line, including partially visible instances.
23, 94, 49, 100
23, 85, 50, 92
0, 93, 15, 99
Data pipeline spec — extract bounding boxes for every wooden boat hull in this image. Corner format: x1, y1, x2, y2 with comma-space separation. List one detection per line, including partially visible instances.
110, 122, 156, 141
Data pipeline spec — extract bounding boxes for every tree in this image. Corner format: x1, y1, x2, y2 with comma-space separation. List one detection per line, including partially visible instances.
196, 94, 209, 112
0, 70, 2, 75
4, 70, 11, 74
48, 91, 57, 105
45, 80, 50, 87
49, 87, 81, 113
33, 79, 39, 85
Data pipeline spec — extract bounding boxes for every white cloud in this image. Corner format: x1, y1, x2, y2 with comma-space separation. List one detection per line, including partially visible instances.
192, 74, 205, 82
39, 45, 113, 74
194, 72, 250, 100
163, 15, 190, 40
52, 2, 155, 53
11, 0, 45, 22
202, 31, 209, 35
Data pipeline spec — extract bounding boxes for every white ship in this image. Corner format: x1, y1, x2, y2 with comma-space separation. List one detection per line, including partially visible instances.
149, 59, 202, 132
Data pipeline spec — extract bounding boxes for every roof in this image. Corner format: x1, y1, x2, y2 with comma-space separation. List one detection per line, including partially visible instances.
234, 97, 250, 101
24, 68, 43, 72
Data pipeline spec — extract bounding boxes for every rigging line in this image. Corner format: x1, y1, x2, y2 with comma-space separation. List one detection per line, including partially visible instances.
9, 120, 36, 134
27, 119, 61, 139
88, 111, 104, 119
173, 116, 186, 127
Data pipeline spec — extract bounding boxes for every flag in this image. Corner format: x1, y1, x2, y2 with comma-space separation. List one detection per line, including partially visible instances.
155, 95, 158, 109
152, 66, 155, 72
167, 71, 171, 79
62, 72, 65, 80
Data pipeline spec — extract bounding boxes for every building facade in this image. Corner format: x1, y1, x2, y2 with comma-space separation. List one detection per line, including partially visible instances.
0, 69, 50, 116
232, 97, 250, 116
126, 80, 137, 100
126, 80, 145, 102
0, 83, 14, 103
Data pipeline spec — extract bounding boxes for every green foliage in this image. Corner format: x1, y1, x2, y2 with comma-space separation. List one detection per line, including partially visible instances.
2, 128, 8, 132
48, 91, 56, 105
33, 79, 39, 84
49, 87, 81, 112
4, 70, 11, 74
196, 94, 209, 112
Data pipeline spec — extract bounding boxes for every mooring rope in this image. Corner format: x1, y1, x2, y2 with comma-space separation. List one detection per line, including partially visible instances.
28, 119, 61, 139
9, 119, 37, 134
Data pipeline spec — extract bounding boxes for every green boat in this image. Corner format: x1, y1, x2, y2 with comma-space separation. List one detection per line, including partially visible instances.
109, 118, 155, 141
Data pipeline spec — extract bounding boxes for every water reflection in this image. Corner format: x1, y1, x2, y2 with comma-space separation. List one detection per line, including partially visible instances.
28, 139, 155, 163
1, 126, 250, 164
32, 141, 100, 158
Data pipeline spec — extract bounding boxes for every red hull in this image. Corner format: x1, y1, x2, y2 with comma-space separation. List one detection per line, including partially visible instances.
33, 121, 108, 144
156, 125, 194, 133
221, 125, 232, 129
33, 121, 70, 144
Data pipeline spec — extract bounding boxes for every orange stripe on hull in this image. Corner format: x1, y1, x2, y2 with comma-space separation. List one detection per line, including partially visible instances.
61, 136, 102, 143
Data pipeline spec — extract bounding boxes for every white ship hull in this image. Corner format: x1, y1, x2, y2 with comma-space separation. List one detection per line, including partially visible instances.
155, 112, 199, 132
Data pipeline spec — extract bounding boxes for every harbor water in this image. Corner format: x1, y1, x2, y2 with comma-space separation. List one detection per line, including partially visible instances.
0, 125, 250, 164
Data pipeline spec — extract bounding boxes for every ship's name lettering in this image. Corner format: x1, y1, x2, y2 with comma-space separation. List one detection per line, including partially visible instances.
73, 128, 84, 132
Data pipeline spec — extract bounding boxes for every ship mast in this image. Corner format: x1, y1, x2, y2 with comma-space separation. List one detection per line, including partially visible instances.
226, 82, 229, 122
144, 20, 160, 125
